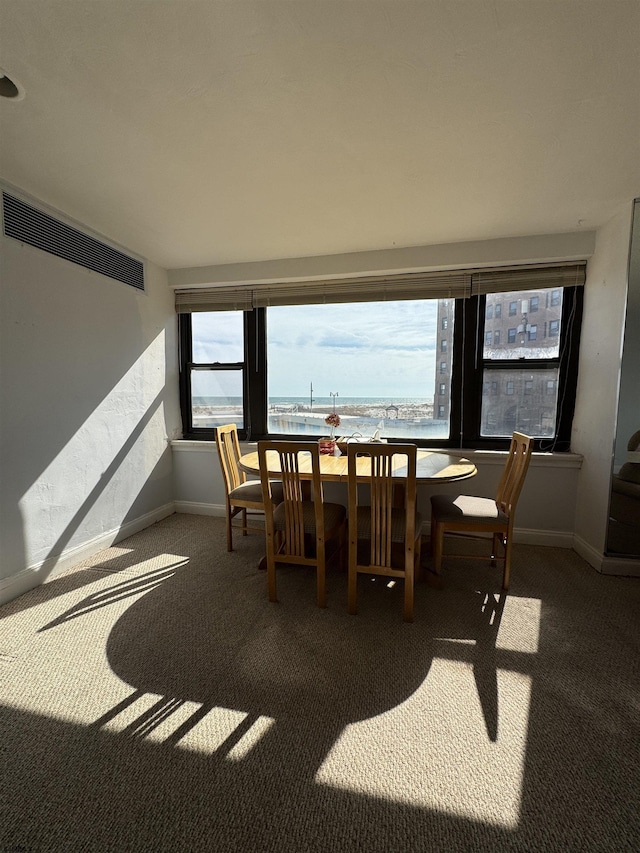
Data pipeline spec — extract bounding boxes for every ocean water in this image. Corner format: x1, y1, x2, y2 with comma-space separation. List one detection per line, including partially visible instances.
193, 396, 429, 407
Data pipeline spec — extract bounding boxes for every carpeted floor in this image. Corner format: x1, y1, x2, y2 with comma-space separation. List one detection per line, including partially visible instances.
1, 513, 639, 852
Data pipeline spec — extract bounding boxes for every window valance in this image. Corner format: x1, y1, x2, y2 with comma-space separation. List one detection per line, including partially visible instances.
175, 261, 586, 313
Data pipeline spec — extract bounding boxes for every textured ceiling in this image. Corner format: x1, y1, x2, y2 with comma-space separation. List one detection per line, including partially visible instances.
0, 0, 639, 270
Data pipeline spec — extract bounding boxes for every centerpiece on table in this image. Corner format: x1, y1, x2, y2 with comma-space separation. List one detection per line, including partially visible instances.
319, 412, 341, 455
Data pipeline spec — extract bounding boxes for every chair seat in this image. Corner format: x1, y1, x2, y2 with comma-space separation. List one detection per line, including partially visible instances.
430, 493, 508, 525
273, 500, 346, 534
229, 479, 284, 504
355, 506, 423, 542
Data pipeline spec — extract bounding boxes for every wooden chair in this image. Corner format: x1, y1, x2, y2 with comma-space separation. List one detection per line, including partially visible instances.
258, 441, 347, 608
347, 443, 423, 622
215, 424, 283, 552
430, 432, 533, 590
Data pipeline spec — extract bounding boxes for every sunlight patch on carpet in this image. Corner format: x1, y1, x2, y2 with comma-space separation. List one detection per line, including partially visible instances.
496, 597, 541, 653
314, 660, 532, 829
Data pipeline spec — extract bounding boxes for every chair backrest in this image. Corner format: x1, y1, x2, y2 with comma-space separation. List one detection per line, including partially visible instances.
495, 432, 533, 516
258, 441, 324, 558
347, 442, 417, 568
215, 424, 246, 495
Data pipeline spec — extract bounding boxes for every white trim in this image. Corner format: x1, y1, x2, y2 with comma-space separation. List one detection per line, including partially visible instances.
0, 503, 175, 606
170, 440, 219, 453
600, 556, 640, 577
174, 501, 226, 517
573, 534, 640, 576
449, 450, 583, 470
573, 535, 604, 571
512, 528, 575, 549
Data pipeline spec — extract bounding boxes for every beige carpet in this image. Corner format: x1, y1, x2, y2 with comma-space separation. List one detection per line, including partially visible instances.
1, 513, 638, 852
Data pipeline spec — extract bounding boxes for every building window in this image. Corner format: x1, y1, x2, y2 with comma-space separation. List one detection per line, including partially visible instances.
440, 339, 447, 352
439, 383, 446, 395
506, 380, 514, 395
528, 324, 537, 341
509, 301, 518, 316
551, 289, 561, 306
508, 328, 516, 343
494, 330, 501, 345
524, 379, 533, 395
549, 319, 560, 336
486, 304, 494, 319
441, 317, 449, 330
485, 331, 492, 346
546, 379, 557, 395
438, 405, 446, 418
530, 296, 539, 312
495, 303, 502, 318
440, 361, 447, 373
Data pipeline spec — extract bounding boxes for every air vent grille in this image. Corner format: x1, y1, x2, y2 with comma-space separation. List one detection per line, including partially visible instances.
2, 191, 144, 291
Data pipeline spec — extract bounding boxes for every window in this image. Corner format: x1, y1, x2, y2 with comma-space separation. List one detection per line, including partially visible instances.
509, 301, 518, 316
495, 303, 502, 318
530, 296, 539, 312
441, 317, 449, 330
551, 289, 561, 306
478, 286, 576, 441
177, 264, 584, 449
486, 304, 494, 319
267, 300, 451, 440
181, 311, 246, 432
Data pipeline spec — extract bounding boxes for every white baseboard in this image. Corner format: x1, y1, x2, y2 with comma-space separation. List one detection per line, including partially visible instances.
0, 502, 176, 606
572, 535, 605, 571
174, 506, 573, 550
573, 535, 640, 576
600, 556, 640, 577
513, 527, 575, 549
174, 501, 226, 518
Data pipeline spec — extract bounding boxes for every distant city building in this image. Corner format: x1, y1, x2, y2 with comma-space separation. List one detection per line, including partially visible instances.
436, 289, 563, 437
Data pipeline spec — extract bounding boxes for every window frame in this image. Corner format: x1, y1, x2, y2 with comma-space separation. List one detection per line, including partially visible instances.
460, 286, 583, 450
178, 284, 583, 451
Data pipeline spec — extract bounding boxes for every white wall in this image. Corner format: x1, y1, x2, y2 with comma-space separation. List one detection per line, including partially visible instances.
0, 214, 181, 604
572, 202, 635, 569
172, 441, 582, 548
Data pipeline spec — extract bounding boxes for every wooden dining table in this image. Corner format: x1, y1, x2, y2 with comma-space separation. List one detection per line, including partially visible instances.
238, 446, 476, 582
238, 449, 478, 589
238, 447, 477, 485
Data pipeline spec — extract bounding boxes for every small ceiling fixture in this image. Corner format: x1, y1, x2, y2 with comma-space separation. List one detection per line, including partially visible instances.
0, 68, 24, 99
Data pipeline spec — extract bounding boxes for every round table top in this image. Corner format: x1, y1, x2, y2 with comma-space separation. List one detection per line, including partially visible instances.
238, 448, 476, 484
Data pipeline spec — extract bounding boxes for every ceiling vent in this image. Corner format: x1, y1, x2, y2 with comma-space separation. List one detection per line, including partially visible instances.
2, 191, 144, 291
